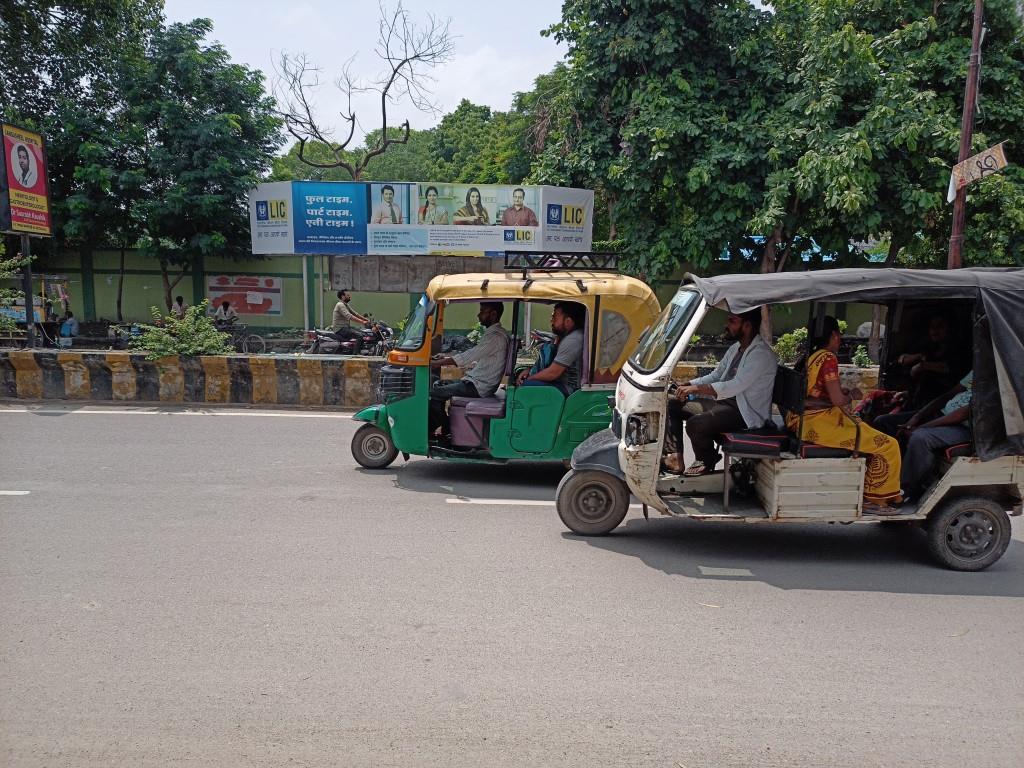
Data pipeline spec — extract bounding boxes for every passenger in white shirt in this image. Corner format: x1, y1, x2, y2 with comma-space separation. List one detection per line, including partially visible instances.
213, 301, 239, 326
429, 302, 509, 438
666, 308, 779, 475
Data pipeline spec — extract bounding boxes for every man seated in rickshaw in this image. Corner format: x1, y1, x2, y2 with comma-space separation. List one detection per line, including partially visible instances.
665, 309, 778, 476
515, 302, 585, 396
900, 371, 973, 503
428, 302, 509, 439
873, 313, 967, 435
789, 316, 903, 508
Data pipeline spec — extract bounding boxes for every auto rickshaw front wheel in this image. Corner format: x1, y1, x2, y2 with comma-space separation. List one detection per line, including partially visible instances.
556, 470, 630, 536
925, 496, 1012, 571
351, 424, 399, 469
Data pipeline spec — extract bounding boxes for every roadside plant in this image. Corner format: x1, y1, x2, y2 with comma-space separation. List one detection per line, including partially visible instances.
852, 344, 873, 368
774, 327, 807, 365
130, 300, 233, 360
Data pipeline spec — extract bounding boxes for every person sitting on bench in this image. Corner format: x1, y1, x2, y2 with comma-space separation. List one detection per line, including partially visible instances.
899, 372, 973, 503
666, 308, 778, 476
788, 316, 903, 509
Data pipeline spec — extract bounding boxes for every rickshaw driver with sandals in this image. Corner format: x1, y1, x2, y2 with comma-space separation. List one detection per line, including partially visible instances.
666, 308, 779, 476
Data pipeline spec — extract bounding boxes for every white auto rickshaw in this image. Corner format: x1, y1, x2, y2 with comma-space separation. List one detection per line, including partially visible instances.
556, 268, 1024, 571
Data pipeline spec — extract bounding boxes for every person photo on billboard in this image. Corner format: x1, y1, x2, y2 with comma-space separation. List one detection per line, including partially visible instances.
453, 186, 490, 225
11, 143, 38, 188
370, 184, 404, 224
500, 187, 539, 227
418, 185, 449, 224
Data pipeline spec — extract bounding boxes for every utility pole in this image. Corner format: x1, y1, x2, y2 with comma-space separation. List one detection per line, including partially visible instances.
948, 0, 985, 269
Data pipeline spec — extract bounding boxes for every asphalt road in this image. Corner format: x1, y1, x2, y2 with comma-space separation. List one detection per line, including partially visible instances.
1, 403, 1022, 768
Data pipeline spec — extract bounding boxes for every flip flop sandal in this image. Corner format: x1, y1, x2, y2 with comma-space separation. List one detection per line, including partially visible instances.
683, 461, 707, 477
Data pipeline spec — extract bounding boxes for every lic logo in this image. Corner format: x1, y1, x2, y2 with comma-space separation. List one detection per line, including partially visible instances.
546, 204, 562, 225
504, 230, 534, 242
257, 199, 288, 221
503, 229, 516, 242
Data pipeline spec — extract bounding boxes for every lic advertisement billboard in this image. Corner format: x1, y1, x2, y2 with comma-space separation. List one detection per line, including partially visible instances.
248, 182, 593, 256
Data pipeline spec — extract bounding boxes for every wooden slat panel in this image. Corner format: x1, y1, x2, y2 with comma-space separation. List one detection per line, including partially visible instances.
773, 470, 862, 489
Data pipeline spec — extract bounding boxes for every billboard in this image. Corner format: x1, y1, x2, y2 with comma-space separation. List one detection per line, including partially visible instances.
248, 181, 592, 256
0, 123, 52, 236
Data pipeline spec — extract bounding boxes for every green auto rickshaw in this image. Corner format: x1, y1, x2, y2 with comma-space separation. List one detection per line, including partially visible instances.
350, 254, 661, 468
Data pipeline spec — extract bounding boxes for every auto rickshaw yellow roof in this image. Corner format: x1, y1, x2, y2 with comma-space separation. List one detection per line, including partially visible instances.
425, 271, 657, 303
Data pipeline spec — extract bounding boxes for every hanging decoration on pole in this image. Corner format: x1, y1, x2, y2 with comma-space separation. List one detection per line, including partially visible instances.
946, 142, 1010, 203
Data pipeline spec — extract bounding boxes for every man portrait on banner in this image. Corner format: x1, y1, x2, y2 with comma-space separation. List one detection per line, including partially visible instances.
371, 184, 404, 224
500, 187, 539, 227
11, 144, 38, 189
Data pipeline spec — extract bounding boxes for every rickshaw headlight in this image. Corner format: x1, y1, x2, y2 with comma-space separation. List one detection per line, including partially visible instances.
624, 412, 660, 447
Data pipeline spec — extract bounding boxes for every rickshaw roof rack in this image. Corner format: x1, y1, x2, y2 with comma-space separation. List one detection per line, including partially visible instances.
504, 251, 619, 274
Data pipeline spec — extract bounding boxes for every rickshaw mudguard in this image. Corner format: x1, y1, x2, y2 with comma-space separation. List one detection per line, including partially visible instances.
353, 404, 389, 429
571, 428, 625, 480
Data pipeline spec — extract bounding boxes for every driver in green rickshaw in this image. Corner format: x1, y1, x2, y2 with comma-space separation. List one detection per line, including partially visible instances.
428, 302, 510, 439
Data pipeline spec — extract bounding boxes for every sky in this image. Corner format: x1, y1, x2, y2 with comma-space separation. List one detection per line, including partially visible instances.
162, 1, 569, 147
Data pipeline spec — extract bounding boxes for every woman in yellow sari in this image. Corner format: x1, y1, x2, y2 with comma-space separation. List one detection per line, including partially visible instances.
786, 316, 903, 507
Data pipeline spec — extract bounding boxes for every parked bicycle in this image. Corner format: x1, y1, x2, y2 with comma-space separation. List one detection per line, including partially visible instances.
217, 322, 266, 354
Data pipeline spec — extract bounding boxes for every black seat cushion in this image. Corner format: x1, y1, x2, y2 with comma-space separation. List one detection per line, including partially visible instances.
943, 442, 974, 460
800, 444, 854, 459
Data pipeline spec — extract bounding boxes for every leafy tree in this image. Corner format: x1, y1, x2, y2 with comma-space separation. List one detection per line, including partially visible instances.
126, 20, 282, 310
0, 0, 162, 251
0, 246, 28, 334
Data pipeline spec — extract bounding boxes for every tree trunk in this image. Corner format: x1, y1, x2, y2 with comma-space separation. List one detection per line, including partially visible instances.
867, 238, 902, 360
116, 246, 126, 322
159, 259, 188, 313
758, 225, 784, 343
606, 194, 617, 240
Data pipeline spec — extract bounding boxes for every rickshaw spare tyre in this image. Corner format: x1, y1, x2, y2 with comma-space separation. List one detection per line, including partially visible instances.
351, 424, 399, 469
925, 496, 1011, 571
557, 470, 630, 536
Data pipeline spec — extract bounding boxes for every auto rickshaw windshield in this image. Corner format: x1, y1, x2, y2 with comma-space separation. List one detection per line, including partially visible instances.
394, 294, 435, 352
629, 288, 703, 373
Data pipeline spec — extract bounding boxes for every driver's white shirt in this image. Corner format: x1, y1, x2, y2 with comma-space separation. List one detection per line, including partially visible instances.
689, 335, 779, 428
452, 323, 510, 397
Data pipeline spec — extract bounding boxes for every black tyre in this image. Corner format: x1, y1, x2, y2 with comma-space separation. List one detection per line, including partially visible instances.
351, 423, 398, 469
925, 496, 1012, 571
556, 469, 630, 536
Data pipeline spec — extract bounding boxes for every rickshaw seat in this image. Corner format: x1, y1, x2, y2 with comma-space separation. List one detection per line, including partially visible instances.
720, 430, 788, 458
449, 395, 507, 447
800, 444, 854, 459
462, 396, 507, 418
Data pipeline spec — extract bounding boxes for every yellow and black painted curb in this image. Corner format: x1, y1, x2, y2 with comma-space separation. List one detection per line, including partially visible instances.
0, 350, 386, 408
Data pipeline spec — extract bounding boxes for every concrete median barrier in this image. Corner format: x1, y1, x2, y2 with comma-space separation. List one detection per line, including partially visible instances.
0, 350, 388, 408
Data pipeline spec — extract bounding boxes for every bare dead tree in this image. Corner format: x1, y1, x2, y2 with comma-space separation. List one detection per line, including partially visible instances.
274, 1, 454, 180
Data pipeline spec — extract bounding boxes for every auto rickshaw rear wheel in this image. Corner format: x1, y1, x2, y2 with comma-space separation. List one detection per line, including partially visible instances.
351, 424, 399, 469
556, 469, 630, 536
925, 496, 1011, 571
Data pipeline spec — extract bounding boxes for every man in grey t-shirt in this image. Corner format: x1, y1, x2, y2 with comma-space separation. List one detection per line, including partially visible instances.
516, 302, 585, 396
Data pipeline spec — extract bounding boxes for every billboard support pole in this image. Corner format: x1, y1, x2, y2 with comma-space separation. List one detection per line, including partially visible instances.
301, 255, 310, 332
20, 234, 34, 347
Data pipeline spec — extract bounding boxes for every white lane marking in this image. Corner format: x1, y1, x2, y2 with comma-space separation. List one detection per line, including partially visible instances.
447, 497, 644, 509
698, 566, 753, 577
0, 407, 350, 419
0, 490, 31, 496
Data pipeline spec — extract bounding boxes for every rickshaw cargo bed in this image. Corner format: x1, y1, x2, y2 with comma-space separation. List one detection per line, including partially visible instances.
755, 457, 866, 519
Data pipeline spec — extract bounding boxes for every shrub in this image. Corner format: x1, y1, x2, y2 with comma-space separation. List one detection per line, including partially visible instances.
852, 344, 873, 368
774, 327, 807, 365
130, 300, 233, 360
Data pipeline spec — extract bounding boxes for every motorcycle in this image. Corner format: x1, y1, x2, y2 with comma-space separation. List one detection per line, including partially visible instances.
306, 318, 394, 356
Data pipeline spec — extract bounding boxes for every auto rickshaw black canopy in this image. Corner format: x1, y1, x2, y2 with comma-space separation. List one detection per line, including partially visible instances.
684, 267, 1024, 459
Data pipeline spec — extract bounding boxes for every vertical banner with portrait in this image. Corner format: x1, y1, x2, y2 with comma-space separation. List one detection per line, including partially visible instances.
248, 181, 294, 254
291, 181, 368, 253
539, 186, 594, 251
0, 123, 52, 236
